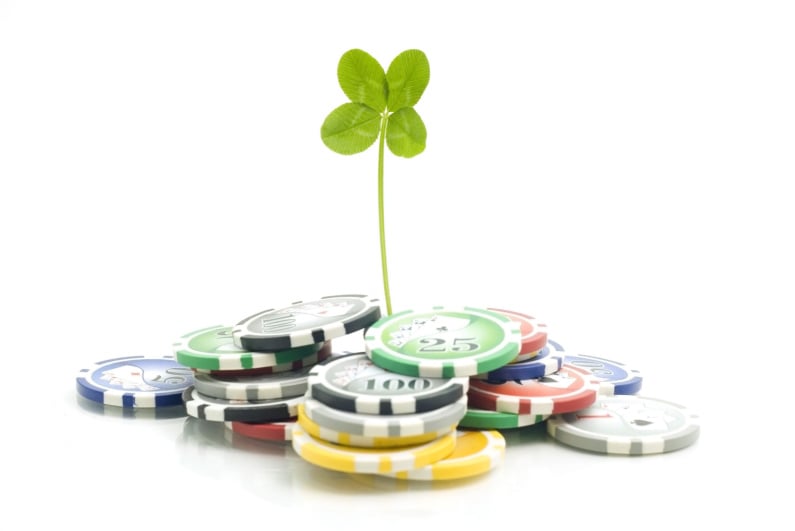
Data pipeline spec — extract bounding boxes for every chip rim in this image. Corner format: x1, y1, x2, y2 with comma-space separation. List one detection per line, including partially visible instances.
458, 407, 550, 430
193, 365, 312, 401
301, 395, 468, 438
193, 343, 333, 377
379, 430, 506, 481
224, 419, 296, 442
291, 425, 456, 474
183, 387, 304, 423
296, 403, 456, 448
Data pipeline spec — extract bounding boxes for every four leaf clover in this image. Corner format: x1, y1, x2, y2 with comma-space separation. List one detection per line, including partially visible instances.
321, 49, 430, 315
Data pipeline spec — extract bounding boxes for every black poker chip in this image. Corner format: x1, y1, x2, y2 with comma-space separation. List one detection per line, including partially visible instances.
307, 353, 468, 415
232, 294, 381, 351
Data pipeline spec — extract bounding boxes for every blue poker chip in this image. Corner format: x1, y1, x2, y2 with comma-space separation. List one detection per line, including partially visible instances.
76, 355, 194, 408
472, 339, 566, 383
562, 354, 643, 395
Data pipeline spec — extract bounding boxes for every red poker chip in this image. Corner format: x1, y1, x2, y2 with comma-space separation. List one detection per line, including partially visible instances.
467, 364, 599, 416
225, 418, 296, 442
488, 309, 548, 358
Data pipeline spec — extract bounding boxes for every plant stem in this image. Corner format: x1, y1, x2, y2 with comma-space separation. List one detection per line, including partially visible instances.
378, 112, 392, 315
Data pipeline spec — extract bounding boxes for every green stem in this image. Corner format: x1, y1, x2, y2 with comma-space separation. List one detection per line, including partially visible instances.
378, 112, 392, 315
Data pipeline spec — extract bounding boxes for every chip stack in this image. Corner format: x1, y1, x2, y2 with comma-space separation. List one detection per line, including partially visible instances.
299, 353, 467, 453
293, 305, 528, 481
173, 325, 331, 427
173, 294, 384, 435
292, 352, 508, 481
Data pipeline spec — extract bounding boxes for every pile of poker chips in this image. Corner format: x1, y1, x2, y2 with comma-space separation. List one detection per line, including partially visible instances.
178, 296, 508, 480
74, 294, 701, 484
174, 295, 381, 431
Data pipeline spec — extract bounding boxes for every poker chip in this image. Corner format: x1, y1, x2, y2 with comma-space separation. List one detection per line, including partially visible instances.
301, 395, 468, 438
458, 408, 549, 430
75, 355, 193, 408
562, 354, 643, 395
183, 387, 304, 423
174, 325, 326, 371
232, 294, 382, 351
194, 343, 333, 377
193, 365, 312, 401
224, 419, 296, 442
291, 425, 456, 474
364, 306, 521, 378
380, 430, 506, 481
488, 308, 548, 360
297, 404, 456, 448
473, 343, 564, 382
468, 364, 600, 416
307, 352, 468, 415
546, 395, 700, 455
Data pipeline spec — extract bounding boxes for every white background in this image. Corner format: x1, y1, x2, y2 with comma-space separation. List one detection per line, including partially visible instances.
1, 1, 792, 528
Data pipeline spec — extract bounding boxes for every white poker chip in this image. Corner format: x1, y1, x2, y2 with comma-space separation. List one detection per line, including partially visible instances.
546, 395, 700, 455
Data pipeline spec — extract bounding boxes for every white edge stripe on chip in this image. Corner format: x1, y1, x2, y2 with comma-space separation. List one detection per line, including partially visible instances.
644, 437, 665, 454
322, 322, 346, 340
391, 396, 418, 415
606, 438, 632, 454
417, 364, 443, 378
291, 330, 316, 347
356, 396, 382, 415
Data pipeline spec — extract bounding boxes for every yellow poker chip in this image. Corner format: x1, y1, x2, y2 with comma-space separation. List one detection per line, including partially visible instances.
297, 404, 455, 448
291, 426, 456, 474
379, 430, 505, 481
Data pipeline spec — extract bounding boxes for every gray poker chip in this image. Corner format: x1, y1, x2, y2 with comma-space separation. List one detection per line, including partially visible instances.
182, 387, 303, 423
192, 365, 313, 401
546, 395, 700, 455
301, 396, 468, 438
233, 294, 382, 351
307, 353, 468, 415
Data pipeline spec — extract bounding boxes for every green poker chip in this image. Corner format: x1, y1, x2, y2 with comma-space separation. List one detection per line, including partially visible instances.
173, 325, 324, 371
459, 408, 549, 430
364, 306, 521, 378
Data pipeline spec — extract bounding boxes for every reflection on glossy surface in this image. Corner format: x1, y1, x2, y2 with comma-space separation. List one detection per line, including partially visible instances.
76, 394, 188, 420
